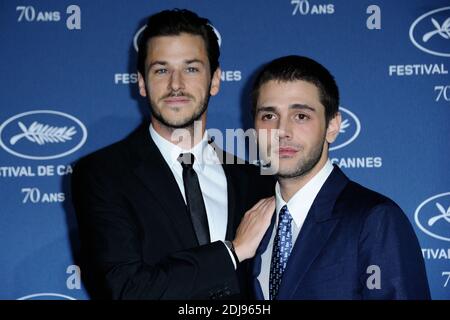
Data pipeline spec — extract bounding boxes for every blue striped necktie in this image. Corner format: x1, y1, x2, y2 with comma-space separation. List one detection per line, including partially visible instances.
269, 205, 293, 300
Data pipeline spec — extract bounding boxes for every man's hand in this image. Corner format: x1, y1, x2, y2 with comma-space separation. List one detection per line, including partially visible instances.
232, 197, 275, 262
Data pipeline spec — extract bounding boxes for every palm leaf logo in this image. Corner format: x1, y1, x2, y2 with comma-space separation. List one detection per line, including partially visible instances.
9, 121, 77, 146
339, 119, 350, 133
428, 202, 450, 226
423, 17, 450, 42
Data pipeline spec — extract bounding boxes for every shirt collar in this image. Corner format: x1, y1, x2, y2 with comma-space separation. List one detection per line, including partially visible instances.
149, 123, 210, 171
275, 160, 334, 227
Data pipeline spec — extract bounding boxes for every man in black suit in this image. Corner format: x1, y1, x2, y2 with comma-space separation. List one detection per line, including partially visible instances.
71, 9, 275, 299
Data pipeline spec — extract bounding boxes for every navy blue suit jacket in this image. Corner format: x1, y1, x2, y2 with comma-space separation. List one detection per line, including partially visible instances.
251, 165, 430, 300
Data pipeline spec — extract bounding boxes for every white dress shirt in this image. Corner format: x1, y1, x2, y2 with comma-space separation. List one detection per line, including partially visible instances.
257, 160, 334, 300
149, 124, 237, 268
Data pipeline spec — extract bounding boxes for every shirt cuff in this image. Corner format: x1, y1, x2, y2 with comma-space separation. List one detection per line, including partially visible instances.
222, 241, 237, 270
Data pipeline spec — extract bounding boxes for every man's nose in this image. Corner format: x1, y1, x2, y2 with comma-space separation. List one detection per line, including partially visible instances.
277, 117, 292, 140
169, 70, 184, 92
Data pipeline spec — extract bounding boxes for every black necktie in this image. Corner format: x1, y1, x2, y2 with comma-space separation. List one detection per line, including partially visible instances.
178, 153, 211, 245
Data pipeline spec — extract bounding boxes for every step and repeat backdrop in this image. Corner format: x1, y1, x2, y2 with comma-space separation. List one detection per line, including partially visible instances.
0, 0, 449, 300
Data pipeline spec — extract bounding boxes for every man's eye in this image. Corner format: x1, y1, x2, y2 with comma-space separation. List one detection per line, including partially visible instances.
262, 114, 276, 121
295, 114, 309, 120
186, 67, 199, 73
155, 69, 168, 75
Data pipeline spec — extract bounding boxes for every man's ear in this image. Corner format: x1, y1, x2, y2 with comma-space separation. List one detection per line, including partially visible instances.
326, 111, 341, 144
209, 68, 221, 96
138, 72, 147, 97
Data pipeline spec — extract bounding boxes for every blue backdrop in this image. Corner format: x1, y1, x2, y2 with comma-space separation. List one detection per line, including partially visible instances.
0, 0, 449, 300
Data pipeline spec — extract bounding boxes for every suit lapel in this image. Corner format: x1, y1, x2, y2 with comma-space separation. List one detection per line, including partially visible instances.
277, 166, 349, 299
129, 130, 241, 247
252, 212, 276, 300
212, 144, 242, 241
129, 126, 198, 247
221, 162, 237, 240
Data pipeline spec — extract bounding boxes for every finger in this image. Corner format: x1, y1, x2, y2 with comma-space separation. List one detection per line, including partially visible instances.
243, 200, 264, 219
251, 197, 270, 212
260, 196, 275, 212
261, 197, 276, 219
266, 197, 276, 214
256, 198, 274, 217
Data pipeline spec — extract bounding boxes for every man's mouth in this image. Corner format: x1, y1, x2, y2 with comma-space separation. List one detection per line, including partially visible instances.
164, 96, 191, 105
277, 147, 299, 157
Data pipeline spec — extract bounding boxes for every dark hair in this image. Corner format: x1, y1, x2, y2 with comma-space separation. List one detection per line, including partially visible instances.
137, 9, 220, 78
251, 55, 339, 125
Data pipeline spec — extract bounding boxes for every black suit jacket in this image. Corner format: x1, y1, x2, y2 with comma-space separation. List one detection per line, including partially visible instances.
71, 124, 274, 299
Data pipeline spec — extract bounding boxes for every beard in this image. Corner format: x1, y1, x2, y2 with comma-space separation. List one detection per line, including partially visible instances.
149, 89, 211, 129
276, 135, 326, 179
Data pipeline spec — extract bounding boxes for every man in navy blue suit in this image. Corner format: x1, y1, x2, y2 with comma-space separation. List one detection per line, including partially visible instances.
248, 55, 430, 300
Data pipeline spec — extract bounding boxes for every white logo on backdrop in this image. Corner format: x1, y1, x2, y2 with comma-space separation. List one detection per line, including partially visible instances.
10, 122, 76, 146
291, 0, 334, 16
415, 192, 450, 242
17, 293, 76, 300
0, 110, 87, 160
329, 107, 361, 151
409, 7, 450, 57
